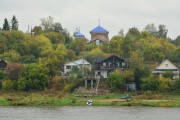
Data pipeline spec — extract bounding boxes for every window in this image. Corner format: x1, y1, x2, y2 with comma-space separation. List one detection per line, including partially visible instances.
98, 71, 101, 75
166, 64, 168, 67
103, 62, 107, 66
66, 66, 71, 69
96, 40, 100, 45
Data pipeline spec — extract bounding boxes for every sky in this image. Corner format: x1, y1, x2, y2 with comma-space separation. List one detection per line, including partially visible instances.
0, 0, 180, 39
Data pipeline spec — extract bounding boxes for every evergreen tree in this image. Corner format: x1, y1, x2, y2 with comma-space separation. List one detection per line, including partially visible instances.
2, 18, 10, 31
11, 15, 18, 30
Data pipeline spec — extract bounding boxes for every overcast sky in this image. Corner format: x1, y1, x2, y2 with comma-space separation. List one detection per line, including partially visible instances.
0, 0, 180, 39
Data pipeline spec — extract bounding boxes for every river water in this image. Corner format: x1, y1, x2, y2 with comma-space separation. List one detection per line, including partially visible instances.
0, 106, 180, 120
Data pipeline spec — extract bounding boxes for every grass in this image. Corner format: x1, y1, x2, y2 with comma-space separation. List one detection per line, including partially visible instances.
0, 91, 180, 107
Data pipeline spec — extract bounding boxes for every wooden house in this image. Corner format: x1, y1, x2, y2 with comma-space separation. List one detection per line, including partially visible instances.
94, 55, 128, 79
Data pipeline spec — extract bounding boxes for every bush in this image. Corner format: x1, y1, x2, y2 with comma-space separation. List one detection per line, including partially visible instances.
17, 64, 49, 91
141, 75, 159, 91
0, 70, 5, 79
172, 78, 180, 92
17, 77, 26, 90
5, 63, 24, 80
162, 71, 174, 79
108, 71, 126, 90
49, 76, 66, 91
2, 80, 17, 91
159, 77, 173, 92
63, 78, 82, 93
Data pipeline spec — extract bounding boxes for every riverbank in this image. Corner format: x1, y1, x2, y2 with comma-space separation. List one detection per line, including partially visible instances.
0, 91, 180, 107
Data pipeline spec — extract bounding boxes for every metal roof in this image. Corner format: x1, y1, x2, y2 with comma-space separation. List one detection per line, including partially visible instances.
74, 32, 85, 37
64, 58, 92, 66
90, 25, 109, 33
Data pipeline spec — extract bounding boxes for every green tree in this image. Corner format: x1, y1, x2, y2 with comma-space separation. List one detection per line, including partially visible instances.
172, 35, 180, 46
40, 16, 54, 31
172, 78, 180, 92
134, 67, 150, 90
108, 71, 126, 90
18, 64, 48, 91
159, 77, 173, 92
0, 70, 5, 79
144, 23, 157, 36
157, 24, 168, 38
11, 15, 18, 30
32, 26, 43, 35
108, 36, 124, 56
2, 18, 10, 31
141, 75, 159, 91
43, 32, 65, 44
53, 22, 63, 32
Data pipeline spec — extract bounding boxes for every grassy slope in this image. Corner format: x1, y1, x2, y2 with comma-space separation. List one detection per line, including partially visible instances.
0, 91, 180, 107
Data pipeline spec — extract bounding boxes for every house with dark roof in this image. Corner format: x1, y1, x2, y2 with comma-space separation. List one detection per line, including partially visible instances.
89, 25, 109, 45
0, 59, 7, 70
94, 55, 128, 79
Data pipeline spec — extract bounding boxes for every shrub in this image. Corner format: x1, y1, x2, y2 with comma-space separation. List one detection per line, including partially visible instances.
49, 76, 66, 91
159, 77, 173, 92
162, 71, 174, 79
2, 80, 17, 91
17, 77, 26, 90
108, 71, 126, 90
141, 75, 159, 91
17, 64, 49, 91
134, 67, 150, 90
63, 78, 82, 93
0, 70, 5, 79
172, 78, 180, 92
5, 63, 24, 80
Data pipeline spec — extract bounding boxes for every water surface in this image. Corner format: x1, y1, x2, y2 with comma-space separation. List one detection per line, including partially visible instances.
0, 106, 180, 120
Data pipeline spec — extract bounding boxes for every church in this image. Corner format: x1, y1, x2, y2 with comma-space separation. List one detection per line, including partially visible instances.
89, 25, 109, 45
74, 22, 109, 45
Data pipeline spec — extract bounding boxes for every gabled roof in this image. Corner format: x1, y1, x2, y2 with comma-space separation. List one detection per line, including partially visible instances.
94, 54, 125, 63
74, 32, 85, 37
90, 25, 109, 33
64, 58, 92, 66
154, 59, 179, 70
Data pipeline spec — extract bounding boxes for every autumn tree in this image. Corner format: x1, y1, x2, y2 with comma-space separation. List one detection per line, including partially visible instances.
5, 63, 24, 80
32, 26, 43, 35
43, 32, 65, 44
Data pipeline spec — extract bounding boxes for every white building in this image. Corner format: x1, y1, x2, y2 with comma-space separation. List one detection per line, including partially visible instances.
63, 58, 92, 75
152, 59, 179, 79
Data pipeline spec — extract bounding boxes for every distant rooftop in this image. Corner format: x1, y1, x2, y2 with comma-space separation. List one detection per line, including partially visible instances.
90, 25, 109, 33
74, 32, 85, 37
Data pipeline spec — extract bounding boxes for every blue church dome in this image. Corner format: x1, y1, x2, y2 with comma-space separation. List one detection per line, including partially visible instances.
90, 25, 109, 33
75, 32, 85, 37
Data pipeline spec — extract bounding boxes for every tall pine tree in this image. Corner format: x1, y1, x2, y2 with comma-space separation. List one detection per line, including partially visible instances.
2, 18, 10, 30
11, 15, 18, 30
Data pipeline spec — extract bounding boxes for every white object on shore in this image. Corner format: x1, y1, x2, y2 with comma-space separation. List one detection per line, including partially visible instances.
86, 100, 92, 106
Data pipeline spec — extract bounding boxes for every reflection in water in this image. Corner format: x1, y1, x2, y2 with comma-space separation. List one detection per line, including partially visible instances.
0, 106, 180, 120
